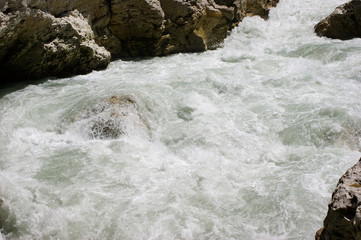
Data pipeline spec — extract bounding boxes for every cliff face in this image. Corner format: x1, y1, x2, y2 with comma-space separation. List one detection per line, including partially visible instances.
0, 0, 111, 81
316, 158, 361, 240
315, 0, 361, 40
0, 0, 278, 83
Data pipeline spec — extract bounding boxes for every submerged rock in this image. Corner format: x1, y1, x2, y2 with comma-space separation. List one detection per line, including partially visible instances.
314, 0, 361, 40
0, 198, 16, 237
0, 198, 5, 230
71, 96, 149, 139
316, 158, 361, 240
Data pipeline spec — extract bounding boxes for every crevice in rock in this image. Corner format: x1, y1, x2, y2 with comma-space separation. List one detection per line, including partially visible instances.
3, 8, 12, 14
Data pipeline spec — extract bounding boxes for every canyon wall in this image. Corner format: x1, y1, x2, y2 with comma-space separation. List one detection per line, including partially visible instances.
0, 0, 278, 83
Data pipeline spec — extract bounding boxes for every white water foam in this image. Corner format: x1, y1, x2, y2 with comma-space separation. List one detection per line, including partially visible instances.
0, 0, 361, 239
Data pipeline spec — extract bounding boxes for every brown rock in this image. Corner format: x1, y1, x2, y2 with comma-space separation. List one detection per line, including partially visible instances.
24, 0, 278, 57
107, 0, 165, 57
316, 158, 361, 240
0, 0, 279, 83
315, 0, 361, 40
105, 0, 237, 56
240, 0, 279, 20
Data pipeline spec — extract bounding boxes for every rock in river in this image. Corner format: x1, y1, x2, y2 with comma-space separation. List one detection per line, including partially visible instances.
315, 0, 361, 40
71, 96, 149, 139
316, 158, 361, 240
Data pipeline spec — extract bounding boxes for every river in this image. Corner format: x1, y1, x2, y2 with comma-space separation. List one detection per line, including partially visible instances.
0, 0, 361, 239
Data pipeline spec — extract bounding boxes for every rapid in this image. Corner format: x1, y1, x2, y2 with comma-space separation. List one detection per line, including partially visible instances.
1, 0, 361, 239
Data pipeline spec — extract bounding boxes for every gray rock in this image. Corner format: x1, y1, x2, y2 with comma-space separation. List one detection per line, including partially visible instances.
316, 158, 361, 240
0, 5, 110, 83
71, 96, 149, 139
0, 198, 16, 236
315, 0, 361, 40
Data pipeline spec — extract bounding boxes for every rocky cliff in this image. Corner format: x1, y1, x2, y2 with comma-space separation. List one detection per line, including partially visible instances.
0, 0, 278, 83
0, 6, 111, 81
315, 0, 361, 40
316, 158, 361, 240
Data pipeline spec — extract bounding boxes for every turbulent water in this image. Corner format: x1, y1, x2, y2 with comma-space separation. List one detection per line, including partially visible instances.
1, 0, 361, 239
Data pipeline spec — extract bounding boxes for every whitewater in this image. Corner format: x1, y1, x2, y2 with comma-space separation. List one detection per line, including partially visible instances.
1, 0, 361, 239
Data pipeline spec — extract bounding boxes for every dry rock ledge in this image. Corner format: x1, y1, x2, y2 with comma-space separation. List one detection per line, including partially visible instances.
315, 0, 361, 40
316, 158, 361, 240
0, 0, 278, 83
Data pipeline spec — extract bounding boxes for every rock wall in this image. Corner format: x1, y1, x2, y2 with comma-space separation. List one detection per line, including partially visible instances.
316, 158, 361, 240
0, 1, 111, 82
315, 0, 361, 40
0, 0, 278, 83
239, 0, 279, 20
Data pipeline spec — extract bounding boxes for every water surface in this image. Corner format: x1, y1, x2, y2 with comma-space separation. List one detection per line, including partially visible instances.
1, 0, 361, 239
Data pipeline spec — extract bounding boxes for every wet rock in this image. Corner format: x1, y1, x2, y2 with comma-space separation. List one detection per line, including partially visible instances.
316, 158, 361, 240
0, 198, 5, 230
72, 96, 149, 139
177, 106, 195, 122
315, 0, 361, 40
0, 198, 16, 236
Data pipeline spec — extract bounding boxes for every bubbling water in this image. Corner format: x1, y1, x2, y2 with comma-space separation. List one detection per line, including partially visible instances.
65, 96, 151, 140
0, 0, 361, 239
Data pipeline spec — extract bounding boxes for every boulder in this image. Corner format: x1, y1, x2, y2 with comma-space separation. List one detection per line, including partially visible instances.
316, 158, 361, 240
0, 3, 111, 83
103, 0, 238, 56
107, 0, 277, 56
71, 96, 149, 139
315, 0, 361, 40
